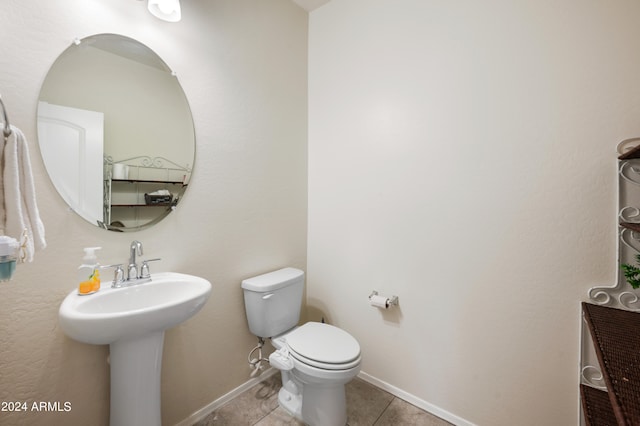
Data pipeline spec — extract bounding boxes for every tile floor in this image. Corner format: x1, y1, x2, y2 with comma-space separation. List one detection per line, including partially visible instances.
194, 373, 453, 426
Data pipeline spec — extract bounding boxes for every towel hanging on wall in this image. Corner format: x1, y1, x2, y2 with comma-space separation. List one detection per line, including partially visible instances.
1, 123, 46, 262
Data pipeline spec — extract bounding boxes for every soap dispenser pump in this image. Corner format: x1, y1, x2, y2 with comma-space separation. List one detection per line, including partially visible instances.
78, 247, 101, 295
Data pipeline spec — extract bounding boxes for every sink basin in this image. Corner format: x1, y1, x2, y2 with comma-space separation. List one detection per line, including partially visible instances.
59, 271, 211, 345
58, 271, 211, 426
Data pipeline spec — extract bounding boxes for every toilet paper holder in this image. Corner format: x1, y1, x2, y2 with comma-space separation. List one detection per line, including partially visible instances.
369, 291, 398, 308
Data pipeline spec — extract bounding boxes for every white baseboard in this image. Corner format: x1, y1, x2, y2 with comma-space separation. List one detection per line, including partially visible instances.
174, 368, 278, 426
176, 368, 474, 426
357, 371, 475, 426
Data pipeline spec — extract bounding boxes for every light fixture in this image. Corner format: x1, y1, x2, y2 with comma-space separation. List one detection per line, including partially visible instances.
147, 0, 181, 22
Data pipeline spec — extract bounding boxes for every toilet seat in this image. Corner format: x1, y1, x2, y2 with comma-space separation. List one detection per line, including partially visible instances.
284, 322, 361, 370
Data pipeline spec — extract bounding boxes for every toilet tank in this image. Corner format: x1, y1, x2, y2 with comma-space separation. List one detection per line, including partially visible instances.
241, 267, 304, 338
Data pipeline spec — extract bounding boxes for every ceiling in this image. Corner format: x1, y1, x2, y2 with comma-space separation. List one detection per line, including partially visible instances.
292, 0, 332, 12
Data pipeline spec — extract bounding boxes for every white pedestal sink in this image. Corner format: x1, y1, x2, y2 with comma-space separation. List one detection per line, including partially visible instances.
58, 272, 212, 426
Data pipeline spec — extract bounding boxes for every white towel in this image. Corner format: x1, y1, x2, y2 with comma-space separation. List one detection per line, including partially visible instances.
2, 124, 46, 262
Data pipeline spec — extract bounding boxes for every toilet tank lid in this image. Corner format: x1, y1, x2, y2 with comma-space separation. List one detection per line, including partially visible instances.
241, 267, 304, 292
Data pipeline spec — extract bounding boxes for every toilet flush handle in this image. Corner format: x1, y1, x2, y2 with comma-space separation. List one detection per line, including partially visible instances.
262, 293, 274, 300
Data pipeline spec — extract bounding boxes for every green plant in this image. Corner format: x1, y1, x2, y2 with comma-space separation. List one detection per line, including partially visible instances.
621, 254, 640, 289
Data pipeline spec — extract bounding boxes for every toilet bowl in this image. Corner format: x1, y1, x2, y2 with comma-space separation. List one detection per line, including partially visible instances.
241, 268, 361, 426
270, 322, 361, 425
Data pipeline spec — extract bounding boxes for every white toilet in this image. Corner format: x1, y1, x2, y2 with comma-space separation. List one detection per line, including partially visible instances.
242, 267, 361, 426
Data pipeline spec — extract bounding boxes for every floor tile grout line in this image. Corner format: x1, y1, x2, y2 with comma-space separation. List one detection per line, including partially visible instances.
252, 405, 278, 426
371, 396, 396, 425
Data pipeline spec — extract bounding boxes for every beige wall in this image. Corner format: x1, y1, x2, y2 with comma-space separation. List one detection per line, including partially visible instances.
5, 0, 640, 425
308, 0, 640, 425
0, 1, 307, 425
39, 45, 195, 169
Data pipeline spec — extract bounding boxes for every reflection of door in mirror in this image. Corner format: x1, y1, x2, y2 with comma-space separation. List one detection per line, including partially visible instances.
37, 101, 104, 225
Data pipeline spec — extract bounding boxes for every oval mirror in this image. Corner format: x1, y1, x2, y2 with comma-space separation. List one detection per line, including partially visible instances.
37, 34, 195, 232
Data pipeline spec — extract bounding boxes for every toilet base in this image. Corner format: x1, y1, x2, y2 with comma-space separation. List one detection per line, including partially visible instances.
300, 382, 347, 426
278, 373, 348, 426
278, 386, 302, 420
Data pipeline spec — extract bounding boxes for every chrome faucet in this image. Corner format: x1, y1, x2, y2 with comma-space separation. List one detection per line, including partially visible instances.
106, 241, 160, 287
128, 240, 143, 280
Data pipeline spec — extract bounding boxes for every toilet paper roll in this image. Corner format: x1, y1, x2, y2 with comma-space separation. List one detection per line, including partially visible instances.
112, 164, 129, 180
370, 294, 389, 309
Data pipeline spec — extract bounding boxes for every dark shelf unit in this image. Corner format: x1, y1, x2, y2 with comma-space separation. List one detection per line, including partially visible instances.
619, 145, 640, 160
620, 222, 640, 233
581, 384, 618, 426
582, 302, 640, 425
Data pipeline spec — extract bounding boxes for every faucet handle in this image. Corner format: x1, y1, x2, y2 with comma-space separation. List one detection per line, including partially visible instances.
127, 263, 138, 281
101, 264, 124, 287
140, 258, 161, 279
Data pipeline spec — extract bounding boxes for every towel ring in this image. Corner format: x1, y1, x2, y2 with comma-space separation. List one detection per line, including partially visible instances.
0, 95, 12, 139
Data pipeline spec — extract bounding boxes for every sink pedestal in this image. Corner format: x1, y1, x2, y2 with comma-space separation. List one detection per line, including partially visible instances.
109, 331, 165, 426
58, 272, 212, 425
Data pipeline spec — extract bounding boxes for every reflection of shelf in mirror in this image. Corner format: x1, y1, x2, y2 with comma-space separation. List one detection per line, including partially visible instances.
111, 179, 187, 186
111, 204, 173, 207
